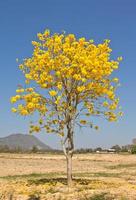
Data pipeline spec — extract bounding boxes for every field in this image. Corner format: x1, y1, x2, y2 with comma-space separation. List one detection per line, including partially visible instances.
1, 153, 136, 199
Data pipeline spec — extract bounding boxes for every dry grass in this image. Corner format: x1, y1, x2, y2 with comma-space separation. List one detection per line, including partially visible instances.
1, 153, 136, 199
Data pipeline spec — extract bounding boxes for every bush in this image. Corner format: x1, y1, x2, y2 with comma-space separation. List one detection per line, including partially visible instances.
84, 193, 111, 200
131, 145, 136, 154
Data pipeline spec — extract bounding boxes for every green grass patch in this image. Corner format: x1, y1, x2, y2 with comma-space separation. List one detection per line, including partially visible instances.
0, 172, 65, 180
0, 171, 123, 181
83, 193, 112, 200
73, 172, 121, 178
106, 163, 136, 169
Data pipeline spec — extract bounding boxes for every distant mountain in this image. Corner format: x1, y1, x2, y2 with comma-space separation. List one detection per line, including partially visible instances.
0, 133, 51, 150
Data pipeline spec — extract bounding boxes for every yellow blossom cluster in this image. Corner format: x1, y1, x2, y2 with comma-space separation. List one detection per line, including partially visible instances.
11, 88, 47, 116
11, 29, 122, 133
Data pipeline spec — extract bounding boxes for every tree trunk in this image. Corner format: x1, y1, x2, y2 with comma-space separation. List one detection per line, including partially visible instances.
66, 153, 72, 187
61, 117, 74, 186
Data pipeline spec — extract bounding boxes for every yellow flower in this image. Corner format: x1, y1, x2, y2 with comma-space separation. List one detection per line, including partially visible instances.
15, 95, 21, 99
32, 98, 39, 103
57, 83, 62, 90
56, 71, 61, 76
119, 112, 123, 117
27, 102, 35, 109
49, 90, 57, 97
109, 104, 117, 110
25, 79, 30, 84
81, 69, 87, 76
41, 83, 47, 88
26, 88, 34, 92
112, 78, 119, 83
20, 109, 28, 116
112, 65, 118, 69
16, 88, 24, 93
80, 120, 87, 125
11, 108, 17, 113
44, 29, 50, 37
103, 101, 108, 107
82, 78, 86, 83
25, 74, 32, 79
107, 90, 113, 97
33, 126, 41, 132
39, 119, 43, 124
55, 96, 61, 104
73, 74, 81, 80
104, 39, 111, 43
10, 97, 17, 103
94, 126, 99, 130
89, 39, 94, 43
18, 104, 23, 110
77, 86, 85, 92
117, 56, 123, 61
92, 69, 97, 73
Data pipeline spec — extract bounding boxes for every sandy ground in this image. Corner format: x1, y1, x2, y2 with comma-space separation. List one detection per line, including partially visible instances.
1, 153, 136, 176
1, 153, 136, 199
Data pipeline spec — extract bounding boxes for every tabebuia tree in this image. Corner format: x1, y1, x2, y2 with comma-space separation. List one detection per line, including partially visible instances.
11, 29, 123, 186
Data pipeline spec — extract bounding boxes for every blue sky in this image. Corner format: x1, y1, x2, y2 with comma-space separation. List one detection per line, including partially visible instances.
0, 0, 136, 149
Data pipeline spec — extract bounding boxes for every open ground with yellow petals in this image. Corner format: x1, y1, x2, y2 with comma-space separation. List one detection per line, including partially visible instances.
1, 153, 136, 199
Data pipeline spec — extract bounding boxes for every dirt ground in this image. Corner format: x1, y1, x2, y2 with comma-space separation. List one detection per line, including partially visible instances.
1, 153, 136, 199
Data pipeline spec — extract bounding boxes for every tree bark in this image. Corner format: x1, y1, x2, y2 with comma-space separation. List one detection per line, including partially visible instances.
61, 113, 74, 186
61, 128, 74, 186
66, 153, 72, 187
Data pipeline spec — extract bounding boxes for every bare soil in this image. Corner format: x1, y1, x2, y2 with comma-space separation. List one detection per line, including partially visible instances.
1, 153, 136, 199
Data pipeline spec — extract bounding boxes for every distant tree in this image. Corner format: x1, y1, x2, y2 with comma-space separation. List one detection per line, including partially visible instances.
121, 147, 128, 153
75, 148, 93, 154
11, 29, 123, 186
94, 147, 102, 152
121, 145, 131, 153
31, 145, 39, 153
111, 145, 121, 152
14, 146, 22, 153
86, 148, 93, 153
0, 145, 10, 153
131, 145, 136, 154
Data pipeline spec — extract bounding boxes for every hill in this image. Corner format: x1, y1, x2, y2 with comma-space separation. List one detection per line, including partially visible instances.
0, 133, 51, 151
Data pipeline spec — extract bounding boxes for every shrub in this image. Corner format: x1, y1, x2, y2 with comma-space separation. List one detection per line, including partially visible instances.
131, 145, 136, 154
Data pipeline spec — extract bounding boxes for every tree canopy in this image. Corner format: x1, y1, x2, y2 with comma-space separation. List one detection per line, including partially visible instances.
11, 30, 122, 136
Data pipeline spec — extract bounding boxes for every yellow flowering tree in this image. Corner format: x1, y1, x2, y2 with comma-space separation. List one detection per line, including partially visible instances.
11, 29, 122, 186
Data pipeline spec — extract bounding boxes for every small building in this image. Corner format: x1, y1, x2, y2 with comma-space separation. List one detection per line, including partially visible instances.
107, 148, 116, 153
